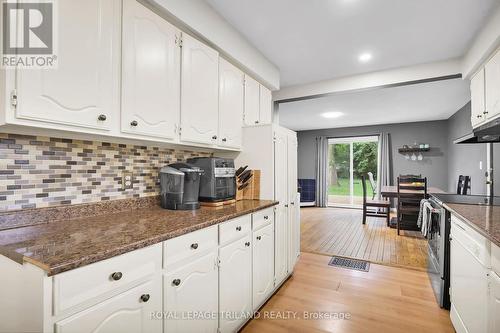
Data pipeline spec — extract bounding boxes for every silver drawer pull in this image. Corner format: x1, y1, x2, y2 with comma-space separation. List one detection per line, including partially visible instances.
110, 272, 122, 281
191, 243, 199, 250
172, 279, 181, 286
140, 294, 150, 302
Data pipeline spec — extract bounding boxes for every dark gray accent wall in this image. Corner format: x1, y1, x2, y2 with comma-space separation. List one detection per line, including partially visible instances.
297, 120, 449, 190
447, 102, 487, 195
297, 101, 497, 195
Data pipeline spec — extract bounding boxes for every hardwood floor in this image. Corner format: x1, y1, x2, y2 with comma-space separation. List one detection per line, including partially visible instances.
300, 207, 428, 270
242, 252, 453, 333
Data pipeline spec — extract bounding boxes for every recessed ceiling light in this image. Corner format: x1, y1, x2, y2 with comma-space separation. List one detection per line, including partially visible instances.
358, 53, 373, 63
321, 111, 344, 119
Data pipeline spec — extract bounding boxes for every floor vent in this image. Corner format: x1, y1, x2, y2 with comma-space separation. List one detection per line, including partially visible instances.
328, 256, 370, 272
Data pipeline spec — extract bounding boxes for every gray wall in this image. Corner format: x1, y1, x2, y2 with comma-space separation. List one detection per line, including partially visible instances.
447, 102, 487, 195
297, 120, 450, 190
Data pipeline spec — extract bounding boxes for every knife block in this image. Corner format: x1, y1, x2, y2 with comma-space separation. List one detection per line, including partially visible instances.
236, 170, 261, 201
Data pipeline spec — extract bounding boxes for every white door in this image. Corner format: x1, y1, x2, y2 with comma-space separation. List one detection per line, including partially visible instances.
274, 129, 289, 285
180, 34, 219, 145
16, 0, 120, 130
55, 277, 162, 333
121, 0, 181, 140
450, 234, 488, 333
259, 86, 273, 124
485, 49, 500, 120
164, 251, 218, 333
489, 272, 500, 333
287, 135, 298, 270
219, 235, 252, 333
252, 223, 274, 310
218, 58, 244, 149
244, 75, 260, 126
471, 69, 486, 128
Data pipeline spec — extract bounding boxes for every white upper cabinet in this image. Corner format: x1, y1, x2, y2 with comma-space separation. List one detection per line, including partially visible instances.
180, 34, 219, 145
15, 0, 121, 130
485, 49, 500, 121
121, 0, 181, 140
471, 69, 486, 128
244, 75, 273, 126
259, 85, 273, 124
244, 75, 260, 126
218, 58, 244, 149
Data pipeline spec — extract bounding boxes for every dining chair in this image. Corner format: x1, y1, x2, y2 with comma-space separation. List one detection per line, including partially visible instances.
456, 175, 471, 195
397, 176, 427, 235
362, 175, 391, 226
367, 171, 377, 199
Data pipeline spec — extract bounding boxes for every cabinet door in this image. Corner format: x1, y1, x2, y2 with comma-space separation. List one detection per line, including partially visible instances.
164, 251, 218, 333
450, 235, 488, 333
252, 223, 274, 310
244, 75, 260, 126
471, 69, 486, 128
259, 85, 273, 124
219, 235, 252, 333
218, 58, 244, 149
16, 0, 120, 130
55, 276, 161, 333
489, 272, 500, 333
274, 130, 289, 285
180, 34, 219, 145
121, 0, 181, 140
485, 49, 500, 120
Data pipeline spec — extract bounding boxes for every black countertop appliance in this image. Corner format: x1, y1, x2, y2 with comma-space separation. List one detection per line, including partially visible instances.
159, 163, 203, 210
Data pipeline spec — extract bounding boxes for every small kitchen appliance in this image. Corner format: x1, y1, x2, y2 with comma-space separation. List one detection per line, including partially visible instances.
159, 163, 203, 210
187, 157, 236, 202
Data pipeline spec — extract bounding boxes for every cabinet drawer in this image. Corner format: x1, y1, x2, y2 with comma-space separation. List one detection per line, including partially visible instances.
252, 207, 274, 231
53, 243, 162, 315
164, 225, 218, 268
219, 215, 251, 245
451, 215, 490, 267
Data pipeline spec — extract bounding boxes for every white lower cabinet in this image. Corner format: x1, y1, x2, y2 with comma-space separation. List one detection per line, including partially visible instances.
0, 208, 297, 333
219, 234, 253, 333
450, 216, 489, 333
489, 271, 500, 333
164, 250, 219, 333
54, 276, 162, 333
252, 223, 274, 310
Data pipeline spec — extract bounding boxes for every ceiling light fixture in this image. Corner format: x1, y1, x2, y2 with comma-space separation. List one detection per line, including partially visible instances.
358, 52, 373, 63
321, 111, 344, 119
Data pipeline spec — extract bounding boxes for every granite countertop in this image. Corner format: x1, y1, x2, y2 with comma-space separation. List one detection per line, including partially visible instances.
444, 202, 500, 247
0, 199, 278, 276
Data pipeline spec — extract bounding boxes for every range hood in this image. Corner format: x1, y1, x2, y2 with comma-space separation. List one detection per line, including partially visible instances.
454, 117, 500, 144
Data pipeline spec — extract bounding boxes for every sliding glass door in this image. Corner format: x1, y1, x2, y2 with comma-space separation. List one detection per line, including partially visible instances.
327, 136, 379, 208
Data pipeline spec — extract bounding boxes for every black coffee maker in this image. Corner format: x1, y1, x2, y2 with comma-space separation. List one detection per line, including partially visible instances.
159, 163, 203, 210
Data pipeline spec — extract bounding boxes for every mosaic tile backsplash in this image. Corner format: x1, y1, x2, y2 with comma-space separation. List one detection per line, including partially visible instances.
0, 133, 212, 212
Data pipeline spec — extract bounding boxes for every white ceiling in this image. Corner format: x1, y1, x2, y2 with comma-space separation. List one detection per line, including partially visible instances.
278, 78, 471, 131
206, 0, 498, 87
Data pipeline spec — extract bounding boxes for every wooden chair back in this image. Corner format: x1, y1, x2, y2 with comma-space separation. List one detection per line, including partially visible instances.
361, 175, 367, 205
457, 175, 471, 195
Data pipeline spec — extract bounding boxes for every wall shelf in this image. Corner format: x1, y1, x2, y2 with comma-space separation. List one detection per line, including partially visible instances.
398, 147, 430, 153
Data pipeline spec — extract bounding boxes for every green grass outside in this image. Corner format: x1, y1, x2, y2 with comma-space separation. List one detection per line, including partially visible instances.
328, 178, 367, 197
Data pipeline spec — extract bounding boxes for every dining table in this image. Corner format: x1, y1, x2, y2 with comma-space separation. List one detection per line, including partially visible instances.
380, 185, 446, 198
